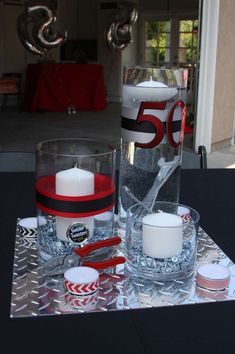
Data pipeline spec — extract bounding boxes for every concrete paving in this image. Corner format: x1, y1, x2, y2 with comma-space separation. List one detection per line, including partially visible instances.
0, 103, 235, 169
0, 103, 122, 152
207, 145, 235, 169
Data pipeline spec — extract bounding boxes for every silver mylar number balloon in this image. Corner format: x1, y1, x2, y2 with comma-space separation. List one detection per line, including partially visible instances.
17, 0, 67, 56
106, 1, 138, 51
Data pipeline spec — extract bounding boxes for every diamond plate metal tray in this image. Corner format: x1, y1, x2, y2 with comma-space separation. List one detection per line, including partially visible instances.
10, 223, 235, 317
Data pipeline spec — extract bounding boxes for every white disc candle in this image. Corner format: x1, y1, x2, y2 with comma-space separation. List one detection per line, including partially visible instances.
142, 212, 183, 259
123, 79, 178, 103
55, 166, 94, 242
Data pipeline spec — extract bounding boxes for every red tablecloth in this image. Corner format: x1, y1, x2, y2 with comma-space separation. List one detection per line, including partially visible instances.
24, 63, 107, 112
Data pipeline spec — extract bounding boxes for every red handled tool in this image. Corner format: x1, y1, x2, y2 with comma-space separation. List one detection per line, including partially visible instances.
43, 236, 125, 276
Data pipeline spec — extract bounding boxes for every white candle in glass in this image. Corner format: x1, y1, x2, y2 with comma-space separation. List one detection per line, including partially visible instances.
142, 212, 183, 259
56, 166, 94, 242
122, 78, 179, 145
123, 77, 178, 107
136, 77, 178, 100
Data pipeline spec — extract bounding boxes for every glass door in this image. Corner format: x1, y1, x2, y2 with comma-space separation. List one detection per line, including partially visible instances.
140, 16, 200, 145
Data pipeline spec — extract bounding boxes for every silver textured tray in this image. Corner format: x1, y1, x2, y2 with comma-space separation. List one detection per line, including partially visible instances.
10, 225, 235, 317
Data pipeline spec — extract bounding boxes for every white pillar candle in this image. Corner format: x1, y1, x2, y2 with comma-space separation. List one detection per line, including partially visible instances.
142, 212, 183, 259
56, 166, 94, 242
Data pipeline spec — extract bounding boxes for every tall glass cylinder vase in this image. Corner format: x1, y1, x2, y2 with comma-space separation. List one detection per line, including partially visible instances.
36, 138, 116, 265
118, 66, 188, 232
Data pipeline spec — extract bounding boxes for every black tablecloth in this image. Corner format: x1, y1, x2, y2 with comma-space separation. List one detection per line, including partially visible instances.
1, 170, 235, 354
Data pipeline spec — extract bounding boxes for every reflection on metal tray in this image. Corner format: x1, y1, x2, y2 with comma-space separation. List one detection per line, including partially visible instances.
10, 226, 235, 317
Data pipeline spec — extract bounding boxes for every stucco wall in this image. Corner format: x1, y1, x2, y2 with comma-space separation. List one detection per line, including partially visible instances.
211, 0, 235, 148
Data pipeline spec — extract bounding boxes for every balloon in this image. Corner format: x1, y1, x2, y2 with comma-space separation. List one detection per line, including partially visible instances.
17, 12, 47, 56
116, 1, 138, 24
17, 0, 67, 56
28, 4, 66, 48
106, 1, 138, 51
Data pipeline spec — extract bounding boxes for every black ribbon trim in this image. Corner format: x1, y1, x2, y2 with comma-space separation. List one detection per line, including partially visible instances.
36, 191, 115, 214
121, 116, 181, 133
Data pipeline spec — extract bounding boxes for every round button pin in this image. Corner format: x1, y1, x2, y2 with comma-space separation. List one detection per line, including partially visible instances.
66, 222, 89, 244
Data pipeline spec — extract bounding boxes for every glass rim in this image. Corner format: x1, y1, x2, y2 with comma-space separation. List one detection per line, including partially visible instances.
124, 65, 187, 72
128, 201, 200, 225
36, 138, 116, 158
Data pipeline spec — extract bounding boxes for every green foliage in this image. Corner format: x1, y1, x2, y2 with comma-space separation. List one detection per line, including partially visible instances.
145, 20, 198, 65
146, 21, 169, 65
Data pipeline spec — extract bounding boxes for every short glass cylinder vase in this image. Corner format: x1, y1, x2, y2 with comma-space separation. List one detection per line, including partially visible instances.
125, 201, 200, 281
36, 138, 116, 264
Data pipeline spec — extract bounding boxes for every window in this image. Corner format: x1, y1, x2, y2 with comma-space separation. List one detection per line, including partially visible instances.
142, 17, 199, 68
141, 15, 200, 128
145, 20, 171, 66
178, 19, 198, 64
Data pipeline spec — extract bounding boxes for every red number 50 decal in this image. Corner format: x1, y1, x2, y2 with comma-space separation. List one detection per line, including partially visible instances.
135, 100, 186, 149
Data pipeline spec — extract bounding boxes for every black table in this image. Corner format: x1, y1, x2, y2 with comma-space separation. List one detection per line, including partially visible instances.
1, 170, 235, 354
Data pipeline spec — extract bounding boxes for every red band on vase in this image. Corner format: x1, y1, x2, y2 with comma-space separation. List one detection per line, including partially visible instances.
35, 174, 115, 217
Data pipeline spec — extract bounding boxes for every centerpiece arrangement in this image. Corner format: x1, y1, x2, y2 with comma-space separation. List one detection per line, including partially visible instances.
11, 66, 232, 317
35, 67, 199, 286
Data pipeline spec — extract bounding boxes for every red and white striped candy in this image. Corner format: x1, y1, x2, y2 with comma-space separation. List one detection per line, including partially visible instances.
64, 266, 99, 295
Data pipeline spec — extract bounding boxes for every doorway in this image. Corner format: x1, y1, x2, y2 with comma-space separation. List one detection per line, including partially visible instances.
138, 5, 200, 149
